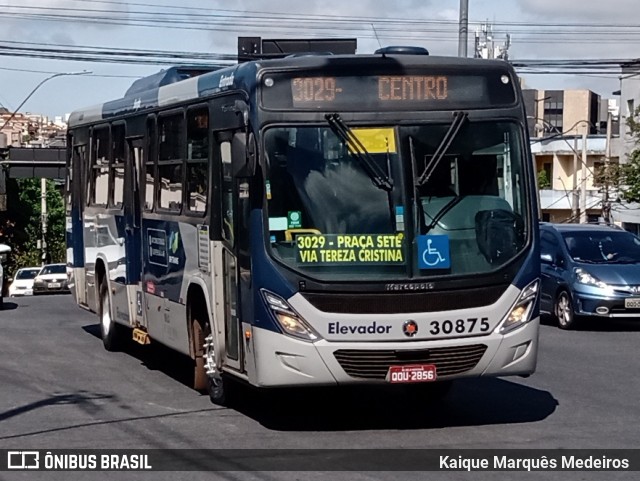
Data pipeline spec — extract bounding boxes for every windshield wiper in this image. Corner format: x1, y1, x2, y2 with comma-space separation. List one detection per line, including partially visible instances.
409, 131, 465, 235
573, 258, 601, 264
325, 113, 393, 192
416, 111, 468, 187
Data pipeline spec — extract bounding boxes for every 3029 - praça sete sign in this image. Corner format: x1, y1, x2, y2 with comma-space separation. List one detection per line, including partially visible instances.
1, 449, 638, 471
295, 233, 405, 265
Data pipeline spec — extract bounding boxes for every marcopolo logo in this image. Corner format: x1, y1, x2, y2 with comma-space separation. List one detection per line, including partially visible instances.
328, 321, 392, 335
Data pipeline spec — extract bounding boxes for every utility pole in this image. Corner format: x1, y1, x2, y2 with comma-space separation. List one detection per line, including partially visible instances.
41, 178, 47, 265
580, 131, 588, 224
572, 136, 579, 222
458, 0, 469, 57
603, 111, 612, 223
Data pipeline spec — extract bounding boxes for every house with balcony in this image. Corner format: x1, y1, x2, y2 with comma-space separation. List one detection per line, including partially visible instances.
524, 88, 620, 224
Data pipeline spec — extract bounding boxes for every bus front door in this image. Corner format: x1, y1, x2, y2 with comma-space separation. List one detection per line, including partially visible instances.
125, 137, 146, 329
219, 137, 242, 371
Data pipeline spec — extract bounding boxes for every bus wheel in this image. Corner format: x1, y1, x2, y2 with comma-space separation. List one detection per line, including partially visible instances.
203, 331, 229, 406
193, 319, 230, 406
99, 281, 125, 351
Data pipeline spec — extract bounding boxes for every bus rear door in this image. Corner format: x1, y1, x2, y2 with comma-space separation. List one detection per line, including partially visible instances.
125, 136, 146, 329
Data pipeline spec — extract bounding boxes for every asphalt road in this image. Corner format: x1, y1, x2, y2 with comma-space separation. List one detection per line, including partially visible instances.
1, 295, 639, 480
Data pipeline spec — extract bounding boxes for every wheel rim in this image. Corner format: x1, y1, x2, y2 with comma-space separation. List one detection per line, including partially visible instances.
556, 293, 572, 326
101, 289, 111, 335
203, 332, 223, 390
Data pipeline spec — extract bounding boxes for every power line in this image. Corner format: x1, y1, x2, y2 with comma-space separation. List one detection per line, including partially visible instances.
1, 4, 640, 46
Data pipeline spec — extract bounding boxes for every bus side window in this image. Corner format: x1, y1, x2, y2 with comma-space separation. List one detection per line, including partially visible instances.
111, 123, 126, 209
220, 141, 234, 245
91, 127, 110, 206
186, 107, 209, 214
157, 113, 184, 212
144, 118, 156, 211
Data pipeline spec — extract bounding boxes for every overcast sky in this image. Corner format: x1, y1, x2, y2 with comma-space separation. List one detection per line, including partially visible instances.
0, 0, 637, 118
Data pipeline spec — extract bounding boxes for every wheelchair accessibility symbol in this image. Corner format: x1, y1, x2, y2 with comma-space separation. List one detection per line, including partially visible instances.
418, 235, 450, 269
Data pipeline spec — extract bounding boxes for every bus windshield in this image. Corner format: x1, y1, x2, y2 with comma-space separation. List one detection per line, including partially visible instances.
264, 120, 528, 281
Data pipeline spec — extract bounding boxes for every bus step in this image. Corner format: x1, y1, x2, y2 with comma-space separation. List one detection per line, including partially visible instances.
132, 328, 150, 345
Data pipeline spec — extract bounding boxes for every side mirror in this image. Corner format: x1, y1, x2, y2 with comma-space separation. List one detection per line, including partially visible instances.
540, 253, 553, 264
7, 278, 13, 283
231, 132, 256, 176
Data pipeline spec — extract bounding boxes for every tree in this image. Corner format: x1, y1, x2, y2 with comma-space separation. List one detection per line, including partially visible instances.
2, 178, 66, 277
595, 106, 640, 204
537, 169, 551, 189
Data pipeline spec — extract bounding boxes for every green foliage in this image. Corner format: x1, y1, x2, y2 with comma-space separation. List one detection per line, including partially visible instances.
1, 178, 66, 277
537, 170, 551, 189
595, 106, 640, 203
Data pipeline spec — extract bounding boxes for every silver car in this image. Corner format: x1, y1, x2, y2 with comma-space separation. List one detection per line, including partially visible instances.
540, 223, 640, 329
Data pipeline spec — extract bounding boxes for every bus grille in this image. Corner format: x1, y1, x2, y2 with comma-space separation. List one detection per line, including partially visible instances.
301, 285, 507, 314
333, 344, 488, 380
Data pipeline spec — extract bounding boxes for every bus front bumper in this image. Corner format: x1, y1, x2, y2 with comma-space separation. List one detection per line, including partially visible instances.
248, 318, 539, 388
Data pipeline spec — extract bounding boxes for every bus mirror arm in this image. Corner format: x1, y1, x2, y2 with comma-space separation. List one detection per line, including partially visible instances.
234, 100, 249, 128
232, 132, 256, 177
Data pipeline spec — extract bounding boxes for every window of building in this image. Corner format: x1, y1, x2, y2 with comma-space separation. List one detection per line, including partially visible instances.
111, 124, 125, 208
628, 99, 635, 117
91, 127, 110, 206
186, 107, 209, 214
593, 161, 604, 187
158, 113, 184, 212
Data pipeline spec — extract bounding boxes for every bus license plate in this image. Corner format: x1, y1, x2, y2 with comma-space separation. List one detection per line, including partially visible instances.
387, 364, 437, 383
625, 298, 640, 309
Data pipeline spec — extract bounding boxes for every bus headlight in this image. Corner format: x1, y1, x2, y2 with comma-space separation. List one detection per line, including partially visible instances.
261, 290, 319, 342
496, 280, 539, 335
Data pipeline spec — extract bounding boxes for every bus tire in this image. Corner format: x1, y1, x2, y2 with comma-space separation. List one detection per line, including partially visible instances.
99, 281, 126, 351
192, 313, 231, 406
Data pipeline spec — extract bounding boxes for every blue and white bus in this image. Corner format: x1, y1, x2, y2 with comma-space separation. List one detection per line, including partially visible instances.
66, 46, 540, 405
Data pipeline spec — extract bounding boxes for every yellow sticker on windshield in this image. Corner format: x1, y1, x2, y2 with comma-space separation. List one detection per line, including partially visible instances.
351, 128, 396, 154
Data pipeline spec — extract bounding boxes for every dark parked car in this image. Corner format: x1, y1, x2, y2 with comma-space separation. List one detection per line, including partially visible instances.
540, 222, 640, 329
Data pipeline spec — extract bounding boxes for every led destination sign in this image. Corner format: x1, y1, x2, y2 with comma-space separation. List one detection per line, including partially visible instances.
262, 70, 516, 111
292, 76, 449, 104
295, 234, 405, 266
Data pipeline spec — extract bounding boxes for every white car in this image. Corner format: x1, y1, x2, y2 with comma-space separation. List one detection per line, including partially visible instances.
32, 263, 70, 295
0, 243, 11, 308
8, 267, 42, 297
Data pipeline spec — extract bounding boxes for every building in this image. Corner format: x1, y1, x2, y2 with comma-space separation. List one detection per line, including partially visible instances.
523, 89, 615, 139
617, 61, 640, 162
0, 109, 67, 148
524, 89, 620, 224
533, 135, 615, 223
